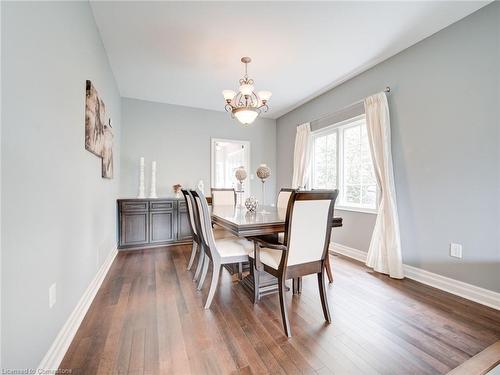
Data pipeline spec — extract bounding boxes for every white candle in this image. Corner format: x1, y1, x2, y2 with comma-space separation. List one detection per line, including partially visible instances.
137, 157, 145, 198
149, 161, 158, 198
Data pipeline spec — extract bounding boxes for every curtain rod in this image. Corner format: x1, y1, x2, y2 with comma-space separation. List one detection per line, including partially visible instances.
300, 86, 391, 127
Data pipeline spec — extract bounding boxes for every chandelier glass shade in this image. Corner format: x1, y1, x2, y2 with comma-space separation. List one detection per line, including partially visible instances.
222, 57, 272, 125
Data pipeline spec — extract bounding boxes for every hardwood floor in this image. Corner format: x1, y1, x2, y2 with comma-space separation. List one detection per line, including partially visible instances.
447, 341, 500, 375
60, 242, 500, 374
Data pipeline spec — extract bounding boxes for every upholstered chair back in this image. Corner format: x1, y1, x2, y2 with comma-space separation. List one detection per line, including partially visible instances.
211, 188, 236, 206
192, 189, 218, 255
181, 189, 197, 236
284, 190, 338, 267
277, 189, 294, 210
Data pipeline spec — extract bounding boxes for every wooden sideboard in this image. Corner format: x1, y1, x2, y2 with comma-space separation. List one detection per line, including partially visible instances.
117, 198, 192, 250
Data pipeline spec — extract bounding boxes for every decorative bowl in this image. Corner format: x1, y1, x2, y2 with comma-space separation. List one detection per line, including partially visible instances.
245, 196, 259, 212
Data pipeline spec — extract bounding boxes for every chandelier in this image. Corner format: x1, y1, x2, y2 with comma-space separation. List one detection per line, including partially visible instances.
222, 57, 272, 125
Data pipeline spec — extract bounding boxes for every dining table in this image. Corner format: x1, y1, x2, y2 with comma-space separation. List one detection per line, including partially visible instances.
211, 204, 343, 297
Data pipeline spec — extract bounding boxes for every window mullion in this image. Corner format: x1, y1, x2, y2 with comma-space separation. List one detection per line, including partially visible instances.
359, 126, 363, 205
310, 135, 315, 189
338, 126, 344, 206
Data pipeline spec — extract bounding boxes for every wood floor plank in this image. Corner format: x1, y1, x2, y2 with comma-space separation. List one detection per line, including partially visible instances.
155, 250, 190, 374
447, 340, 500, 375
60, 242, 500, 375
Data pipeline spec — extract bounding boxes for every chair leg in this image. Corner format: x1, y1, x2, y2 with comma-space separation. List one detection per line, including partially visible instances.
187, 242, 198, 271
325, 255, 334, 283
193, 246, 204, 282
250, 260, 260, 304
278, 276, 291, 337
204, 262, 221, 309
197, 254, 209, 291
292, 278, 297, 294
317, 269, 332, 323
238, 262, 243, 281
297, 277, 302, 294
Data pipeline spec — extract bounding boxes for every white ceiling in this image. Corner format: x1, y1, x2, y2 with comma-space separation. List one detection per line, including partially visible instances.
90, 1, 488, 119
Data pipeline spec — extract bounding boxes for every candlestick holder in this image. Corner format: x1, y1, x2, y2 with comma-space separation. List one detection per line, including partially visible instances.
256, 164, 271, 214
235, 166, 247, 208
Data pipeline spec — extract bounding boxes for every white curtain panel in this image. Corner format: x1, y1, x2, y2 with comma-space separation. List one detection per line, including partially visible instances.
364, 93, 404, 279
292, 123, 311, 189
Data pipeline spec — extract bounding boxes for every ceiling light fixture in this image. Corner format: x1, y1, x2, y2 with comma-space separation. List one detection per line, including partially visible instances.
222, 57, 272, 125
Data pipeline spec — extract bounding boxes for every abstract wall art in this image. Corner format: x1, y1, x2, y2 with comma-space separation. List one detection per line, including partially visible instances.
85, 80, 113, 178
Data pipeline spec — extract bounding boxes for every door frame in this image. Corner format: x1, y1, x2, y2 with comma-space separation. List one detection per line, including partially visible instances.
210, 138, 251, 196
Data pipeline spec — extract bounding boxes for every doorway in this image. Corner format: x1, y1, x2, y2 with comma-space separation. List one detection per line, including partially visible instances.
211, 138, 251, 200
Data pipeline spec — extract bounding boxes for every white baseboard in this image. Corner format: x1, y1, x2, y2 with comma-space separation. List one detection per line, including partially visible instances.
330, 242, 500, 311
330, 243, 368, 263
38, 247, 118, 370
402, 264, 500, 310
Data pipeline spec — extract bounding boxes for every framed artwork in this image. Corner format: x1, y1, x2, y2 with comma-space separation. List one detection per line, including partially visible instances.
85, 80, 113, 178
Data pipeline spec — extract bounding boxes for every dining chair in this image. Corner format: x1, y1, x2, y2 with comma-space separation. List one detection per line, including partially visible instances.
276, 187, 333, 287
277, 188, 335, 286
182, 190, 208, 284
211, 188, 236, 206
191, 189, 253, 309
249, 189, 339, 337
181, 189, 202, 271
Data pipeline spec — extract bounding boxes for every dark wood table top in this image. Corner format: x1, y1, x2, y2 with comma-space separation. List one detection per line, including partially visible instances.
211, 205, 343, 237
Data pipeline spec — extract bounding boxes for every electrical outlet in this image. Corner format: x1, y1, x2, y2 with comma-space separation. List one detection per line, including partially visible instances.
49, 283, 57, 308
450, 243, 463, 259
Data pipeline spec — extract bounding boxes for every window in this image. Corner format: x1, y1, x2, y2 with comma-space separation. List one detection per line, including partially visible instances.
311, 115, 377, 212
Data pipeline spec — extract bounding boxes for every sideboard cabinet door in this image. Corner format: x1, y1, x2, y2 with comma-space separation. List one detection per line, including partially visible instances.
177, 201, 193, 241
118, 198, 191, 249
120, 211, 149, 247
150, 211, 176, 243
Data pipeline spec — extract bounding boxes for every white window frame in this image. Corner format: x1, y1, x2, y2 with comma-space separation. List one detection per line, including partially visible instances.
310, 115, 378, 215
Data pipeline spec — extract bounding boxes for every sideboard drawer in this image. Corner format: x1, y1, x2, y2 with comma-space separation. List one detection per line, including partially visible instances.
150, 201, 175, 211
121, 201, 148, 212
178, 201, 187, 212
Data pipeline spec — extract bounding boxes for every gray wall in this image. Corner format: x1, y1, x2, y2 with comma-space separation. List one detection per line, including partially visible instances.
277, 3, 500, 292
1, 2, 121, 367
120, 98, 277, 204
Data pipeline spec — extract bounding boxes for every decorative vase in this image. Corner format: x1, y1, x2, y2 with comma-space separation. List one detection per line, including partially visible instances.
235, 166, 247, 207
137, 157, 145, 198
149, 161, 158, 198
197, 180, 204, 194
256, 164, 271, 213
245, 196, 259, 212
235, 166, 247, 183
173, 184, 182, 198
256, 164, 271, 180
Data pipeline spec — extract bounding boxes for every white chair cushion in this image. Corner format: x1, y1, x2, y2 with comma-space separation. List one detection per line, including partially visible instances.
249, 247, 283, 270
215, 238, 253, 258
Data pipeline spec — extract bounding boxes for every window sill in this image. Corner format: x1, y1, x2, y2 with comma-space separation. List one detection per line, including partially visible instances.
335, 206, 378, 215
